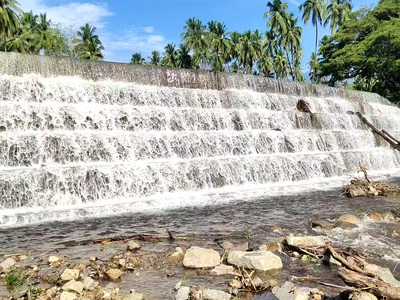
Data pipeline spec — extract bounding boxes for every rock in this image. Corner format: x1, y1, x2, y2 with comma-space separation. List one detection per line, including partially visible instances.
89, 256, 96, 262
252, 276, 264, 287
323, 253, 341, 266
352, 292, 378, 300
292, 252, 301, 259
335, 221, 359, 230
128, 289, 144, 300
60, 291, 77, 300
0, 258, 15, 270
62, 280, 84, 294
311, 220, 334, 229
368, 186, 379, 196
174, 281, 182, 291
19, 255, 28, 260
338, 214, 359, 224
383, 212, 395, 220
219, 241, 234, 250
286, 236, 325, 247
210, 264, 235, 276
46, 287, 58, 298
48, 256, 60, 263
107, 269, 123, 281
118, 258, 126, 267
61, 269, 80, 281
169, 247, 185, 261
176, 287, 190, 300
127, 241, 141, 251
364, 264, 400, 287
314, 294, 321, 300
183, 247, 220, 268
368, 212, 382, 221
200, 289, 231, 300
272, 282, 310, 300
83, 277, 98, 291
347, 185, 367, 197
265, 241, 284, 252
227, 251, 283, 271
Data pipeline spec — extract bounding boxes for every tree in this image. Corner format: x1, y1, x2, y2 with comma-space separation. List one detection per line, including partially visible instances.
325, 0, 352, 34
147, 51, 161, 66
74, 23, 104, 60
0, 0, 22, 52
274, 48, 288, 78
264, 0, 290, 35
130, 53, 145, 64
181, 18, 208, 65
318, 0, 400, 102
163, 43, 177, 68
176, 43, 192, 69
308, 52, 320, 83
299, 0, 327, 55
208, 22, 230, 71
237, 30, 262, 73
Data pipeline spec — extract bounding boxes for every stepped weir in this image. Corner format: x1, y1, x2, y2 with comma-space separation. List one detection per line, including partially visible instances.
0, 52, 400, 226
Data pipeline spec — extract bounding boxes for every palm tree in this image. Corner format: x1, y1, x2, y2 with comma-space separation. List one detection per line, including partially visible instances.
181, 18, 208, 65
280, 14, 302, 80
274, 49, 288, 78
0, 0, 22, 52
163, 43, 177, 68
308, 52, 320, 83
264, 0, 290, 35
130, 53, 145, 64
209, 22, 230, 71
257, 49, 274, 77
237, 30, 263, 74
148, 51, 161, 66
299, 0, 327, 55
176, 44, 192, 69
74, 23, 104, 60
325, 0, 352, 33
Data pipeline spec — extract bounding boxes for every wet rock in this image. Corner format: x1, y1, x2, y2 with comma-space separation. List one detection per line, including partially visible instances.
0, 257, 15, 271
368, 186, 378, 196
175, 280, 182, 291
89, 256, 96, 262
364, 264, 400, 287
227, 251, 283, 271
169, 247, 185, 261
61, 269, 80, 281
272, 282, 310, 300
176, 287, 190, 300
199, 289, 231, 300
210, 264, 235, 276
48, 256, 60, 263
46, 287, 59, 298
351, 292, 378, 300
292, 252, 301, 259
107, 268, 123, 281
60, 291, 77, 300
183, 247, 220, 268
219, 241, 235, 250
382, 212, 395, 220
338, 214, 359, 224
286, 236, 325, 247
83, 276, 98, 291
368, 212, 382, 221
335, 221, 359, 230
19, 255, 28, 260
62, 280, 84, 294
347, 185, 367, 197
264, 241, 284, 252
127, 241, 141, 251
311, 220, 334, 229
128, 289, 144, 300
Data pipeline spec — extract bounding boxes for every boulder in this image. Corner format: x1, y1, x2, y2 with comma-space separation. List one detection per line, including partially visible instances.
338, 214, 359, 224
62, 280, 84, 294
364, 264, 400, 287
273, 282, 310, 300
368, 212, 382, 221
183, 247, 220, 268
227, 251, 283, 271
265, 241, 284, 252
48, 256, 60, 263
176, 287, 190, 300
286, 236, 325, 247
107, 269, 123, 281
169, 247, 185, 261
60, 291, 77, 300
128, 289, 144, 300
127, 241, 141, 251
311, 220, 334, 229
0, 258, 15, 271
210, 264, 235, 276
61, 269, 80, 281
199, 289, 231, 300
352, 292, 378, 300
335, 221, 359, 230
347, 185, 367, 198
83, 277, 98, 291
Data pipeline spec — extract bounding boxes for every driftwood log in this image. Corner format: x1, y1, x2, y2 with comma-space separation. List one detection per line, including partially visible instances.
339, 268, 400, 300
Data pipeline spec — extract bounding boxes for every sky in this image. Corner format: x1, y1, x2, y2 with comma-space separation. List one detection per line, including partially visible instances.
18, 0, 378, 69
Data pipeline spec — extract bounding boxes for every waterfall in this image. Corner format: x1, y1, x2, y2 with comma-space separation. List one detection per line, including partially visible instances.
1, 52, 400, 225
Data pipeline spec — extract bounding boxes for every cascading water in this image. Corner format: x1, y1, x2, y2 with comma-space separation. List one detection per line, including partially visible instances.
1, 52, 400, 226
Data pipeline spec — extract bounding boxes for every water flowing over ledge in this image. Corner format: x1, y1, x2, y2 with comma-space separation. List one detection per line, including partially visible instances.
0, 52, 400, 226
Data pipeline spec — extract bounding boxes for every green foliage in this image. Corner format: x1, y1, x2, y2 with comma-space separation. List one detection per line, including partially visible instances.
5, 272, 24, 289
130, 52, 145, 65
73, 23, 104, 60
29, 287, 45, 300
319, 0, 400, 102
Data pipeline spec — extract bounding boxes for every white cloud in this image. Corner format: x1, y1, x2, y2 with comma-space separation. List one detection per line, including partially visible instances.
17, 0, 113, 28
144, 26, 155, 33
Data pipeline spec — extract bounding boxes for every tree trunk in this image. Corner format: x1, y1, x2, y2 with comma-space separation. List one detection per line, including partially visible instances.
4, 35, 7, 53
315, 23, 318, 57
286, 50, 294, 81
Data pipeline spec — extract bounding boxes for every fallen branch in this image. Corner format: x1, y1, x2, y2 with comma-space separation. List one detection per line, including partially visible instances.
327, 247, 374, 277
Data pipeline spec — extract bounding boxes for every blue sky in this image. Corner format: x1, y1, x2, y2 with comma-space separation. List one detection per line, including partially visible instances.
19, 0, 378, 70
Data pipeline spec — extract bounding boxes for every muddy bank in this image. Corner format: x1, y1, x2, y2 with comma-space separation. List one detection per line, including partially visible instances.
2, 210, 400, 300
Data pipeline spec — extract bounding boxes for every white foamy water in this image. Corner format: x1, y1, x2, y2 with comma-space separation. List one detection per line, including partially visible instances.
1, 53, 400, 226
